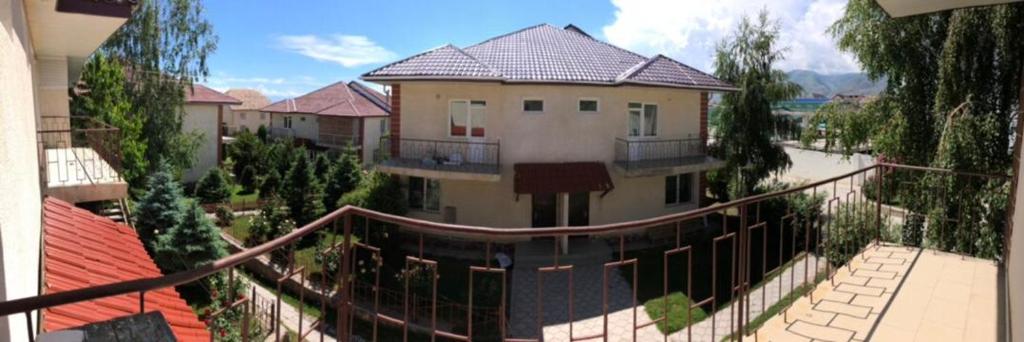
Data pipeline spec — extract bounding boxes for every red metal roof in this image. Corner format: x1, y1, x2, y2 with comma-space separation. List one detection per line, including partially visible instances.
185, 84, 242, 105
41, 197, 210, 342
261, 81, 390, 117
513, 162, 614, 194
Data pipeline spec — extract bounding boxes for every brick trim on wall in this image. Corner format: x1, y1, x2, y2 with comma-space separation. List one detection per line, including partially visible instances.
390, 84, 401, 157
699, 92, 709, 206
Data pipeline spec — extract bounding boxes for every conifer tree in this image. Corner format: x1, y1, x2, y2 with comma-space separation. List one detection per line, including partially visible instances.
323, 149, 363, 211
134, 159, 185, 247
153, 200, 227, 274
195, 168, 232, 204
281, 153, 326, 226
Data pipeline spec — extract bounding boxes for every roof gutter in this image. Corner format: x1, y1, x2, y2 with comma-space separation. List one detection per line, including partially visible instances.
362, 76, 738, 92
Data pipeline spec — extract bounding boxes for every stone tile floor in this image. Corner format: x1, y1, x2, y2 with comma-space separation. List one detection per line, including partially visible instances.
755, 244, 1002, 342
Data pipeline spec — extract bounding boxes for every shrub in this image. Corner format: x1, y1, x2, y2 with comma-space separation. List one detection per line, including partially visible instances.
195, 168, 232, 204
215, 205, 234, 227
238, 165, 257, 193
246, 198, 294, 247
259, 169, 281, 198
204, 275, 262, 342
256, 125, 268, 142
339, 171, 406, 215
902, 214, 924, 247
134, 159, 185, 248
280, 152, 325, 226
153, 201, 227, 274
323, 148, 362, 211
825, 203, 882, 267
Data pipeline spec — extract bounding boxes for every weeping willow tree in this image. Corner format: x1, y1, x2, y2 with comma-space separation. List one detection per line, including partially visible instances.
808, 1, 1023, 258
708, 10, 802, 200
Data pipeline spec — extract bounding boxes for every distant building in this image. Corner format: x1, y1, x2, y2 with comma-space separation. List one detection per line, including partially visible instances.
183, 84, 241, 182
225, 88, 271, 134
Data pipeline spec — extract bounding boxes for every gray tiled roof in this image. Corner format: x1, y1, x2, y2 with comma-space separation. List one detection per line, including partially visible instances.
363, 24, 734, 91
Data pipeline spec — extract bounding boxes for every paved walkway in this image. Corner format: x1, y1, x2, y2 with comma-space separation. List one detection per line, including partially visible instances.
243, 274, 337, 342
755, 244, 1001, 341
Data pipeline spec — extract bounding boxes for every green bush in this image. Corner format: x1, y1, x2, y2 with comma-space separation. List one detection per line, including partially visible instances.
259, 169, 281, 198
643, 292, 709, 334
323, 148, 362, 211
339, 171, 406, 215
238, 165, 257, 193
153, 201, 227, 274
901, 214, 924, 247
825, 203, 881, 267
215, 205, 234, 227
195, 168, 232, 204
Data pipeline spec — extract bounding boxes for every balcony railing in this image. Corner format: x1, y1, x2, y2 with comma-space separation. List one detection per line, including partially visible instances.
37, 115, 123, 188
376, 137, 500, 174
614, 137, 708, 171
269, 127, 295, 139
0, 162, 1008, 341
317, 133, 359, 148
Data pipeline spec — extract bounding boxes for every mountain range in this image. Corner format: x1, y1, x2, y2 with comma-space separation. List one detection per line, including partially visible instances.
785, 70, 887, 98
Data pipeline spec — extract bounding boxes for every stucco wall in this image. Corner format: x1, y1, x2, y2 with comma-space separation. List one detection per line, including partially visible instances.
362, 117, 386, 164
182, 104, 221, 182
396, 82, 702, 227
0, 0, 42, 339
1010, 122, 1024, 341
232, 110, 269, 133
269, 113, 318, 141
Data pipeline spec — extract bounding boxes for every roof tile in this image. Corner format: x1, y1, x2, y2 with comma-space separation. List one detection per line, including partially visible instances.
262, 81, 391, 117
42, 197, 210, 342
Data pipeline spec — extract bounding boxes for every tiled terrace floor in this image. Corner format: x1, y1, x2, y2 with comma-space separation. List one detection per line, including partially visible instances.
756, 244, 1003, 342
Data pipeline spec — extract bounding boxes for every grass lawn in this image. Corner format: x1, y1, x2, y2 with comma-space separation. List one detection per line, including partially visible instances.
721, 272, 828, 341
230, 184, 260, 205
644, 292, 709, 334
226, 214, 255, 243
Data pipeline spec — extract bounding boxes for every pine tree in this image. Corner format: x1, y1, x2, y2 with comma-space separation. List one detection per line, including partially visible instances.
238, 165, 257, 193
153, 200, 227, 274
256, 125, 268, 143
313, 153, 331, 182
323, 149, 363, 211
281, 153, 326, 226
228, 131, 263, 182
134, 159, 185, 248
259, 169, 281, 198
195, 168, 232, 204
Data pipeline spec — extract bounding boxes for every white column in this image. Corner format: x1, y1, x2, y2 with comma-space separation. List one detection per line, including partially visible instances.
560, 192, 570, 254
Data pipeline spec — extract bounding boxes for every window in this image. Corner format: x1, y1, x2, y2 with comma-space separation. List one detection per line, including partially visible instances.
240, 112, 247, 120
579, 98, 599, 112
409, 177, 441, 211
628, 102, 658, 137
665, 173, 693, 205
449, 100, 486, 137
523, 99, 544, 112
380, 118, 389, 134
284, 116, 293, 128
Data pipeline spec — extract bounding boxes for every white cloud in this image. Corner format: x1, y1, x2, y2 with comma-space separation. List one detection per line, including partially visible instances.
276, 34, 397, 68
602, 0, 859, 74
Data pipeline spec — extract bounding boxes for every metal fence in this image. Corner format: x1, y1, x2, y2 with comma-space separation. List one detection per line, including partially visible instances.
614, 137, 706, 170
37, 116, 123, 187
378, 137, 500, 174
0, 163, 1009, 342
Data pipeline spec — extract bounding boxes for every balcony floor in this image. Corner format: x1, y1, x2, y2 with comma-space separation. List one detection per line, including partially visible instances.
756, 244, 1003, 342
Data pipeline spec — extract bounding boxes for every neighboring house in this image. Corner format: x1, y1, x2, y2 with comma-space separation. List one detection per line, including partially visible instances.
0, 0, 134, 339
225, 88, 271, 134
183, 84, 241, 182
362, 24, 733, 228
262, 81, 390, 162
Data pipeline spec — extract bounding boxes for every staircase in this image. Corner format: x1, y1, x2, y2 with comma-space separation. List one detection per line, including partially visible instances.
98, 198, 133, 227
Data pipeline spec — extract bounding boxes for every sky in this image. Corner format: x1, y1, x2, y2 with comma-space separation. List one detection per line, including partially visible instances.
202, 0, 859, 100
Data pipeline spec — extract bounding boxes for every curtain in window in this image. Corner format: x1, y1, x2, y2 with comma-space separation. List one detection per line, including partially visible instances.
450, 100, 469, 136
628, 103, 642, 137
643, 104, 657, 136
470, 101, 486, 137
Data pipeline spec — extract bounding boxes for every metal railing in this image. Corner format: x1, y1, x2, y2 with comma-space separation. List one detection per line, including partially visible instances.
614, 137, 706, 170
269, 127, 295, 140
0, 163, 1009, 341
37, 116, 123, 187
377, 137, 500, 174
317, 133, 359, 148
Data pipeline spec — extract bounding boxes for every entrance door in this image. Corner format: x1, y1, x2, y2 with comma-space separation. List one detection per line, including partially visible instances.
568, 192, 590, 226
531, 193, 557, 227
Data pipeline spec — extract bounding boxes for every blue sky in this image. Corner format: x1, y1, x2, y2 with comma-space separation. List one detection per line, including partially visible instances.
202, 0, 857, 100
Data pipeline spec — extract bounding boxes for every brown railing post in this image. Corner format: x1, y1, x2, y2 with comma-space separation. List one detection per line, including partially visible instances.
876, 164, 884, 245
337, 214, 352, 341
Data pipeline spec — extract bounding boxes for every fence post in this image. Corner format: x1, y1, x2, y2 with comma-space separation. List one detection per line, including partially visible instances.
876, 165, 884, 245
337, 214, 352, 341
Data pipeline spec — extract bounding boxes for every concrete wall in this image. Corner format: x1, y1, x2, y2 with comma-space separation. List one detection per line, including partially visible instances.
1009, 90, 1024, 341
232, 110, 269, 133
0, 0, 42, 339
362, 117, 386, 164
396, 82, 702, 227
182, 104, 221, 183
269, 113, 318, 141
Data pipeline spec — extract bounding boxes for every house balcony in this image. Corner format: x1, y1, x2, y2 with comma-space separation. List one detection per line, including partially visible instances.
269, 126, 295, 140
613, 137, 725, 177
317, 133, 360, 149
1, 163, 1011, 342
37, 116, 127, 203
374, 137, 501, 181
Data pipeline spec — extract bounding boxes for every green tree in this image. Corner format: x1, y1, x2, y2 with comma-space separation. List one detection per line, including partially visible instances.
323, 149, 363, 211
71, 53, 148, 187
133, 159, 185, 248
709, 11, 801, 199
259, 169, 281, 199
339, 172, 407, 216
256, 125, 269, 143
281, 153, 326, 226
195, 168, 231, 204
246, 197, 294, 247
101, 0, 218, 172
153, 200, 227, 274
238, 165, 257, 193
227, 131, 263, 182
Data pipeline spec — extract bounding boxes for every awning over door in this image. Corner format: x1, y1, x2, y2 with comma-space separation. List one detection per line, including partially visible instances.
513, 162, 614, 195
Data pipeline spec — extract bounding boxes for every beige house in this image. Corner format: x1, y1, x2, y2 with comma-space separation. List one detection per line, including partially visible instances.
183, 84, 241, 182
363, 24, 732, 228
224, 88, 271, 134
0, 0, 132, 339
263, 81, 390, 163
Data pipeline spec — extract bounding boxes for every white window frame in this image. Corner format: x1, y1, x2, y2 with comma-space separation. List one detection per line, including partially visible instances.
448, 99, 486, 138
578, 97, 600, 113
627, 102, 658, 138
409, 176, 441, 212
283, 116, 293, 129
665, 173, 694, 206
522, 98, 545, 113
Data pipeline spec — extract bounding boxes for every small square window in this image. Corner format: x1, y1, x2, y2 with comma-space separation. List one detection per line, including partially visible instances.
579, 99, 599, 112
665, 173, 693, 205
523, 99, 544, 112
